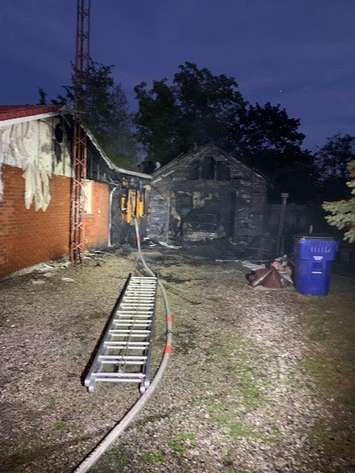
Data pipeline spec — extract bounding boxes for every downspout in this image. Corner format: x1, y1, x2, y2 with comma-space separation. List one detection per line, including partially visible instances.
276, 192, 289, 255
108, 186, 119, 247
166, 191, 171, 245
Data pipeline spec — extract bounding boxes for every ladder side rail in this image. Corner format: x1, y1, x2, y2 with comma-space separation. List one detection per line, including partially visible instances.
84, 274, 132, 391
140, 279, 158, 390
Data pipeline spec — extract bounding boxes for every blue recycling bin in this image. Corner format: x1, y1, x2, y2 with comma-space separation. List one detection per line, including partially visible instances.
294, 236, 338, 296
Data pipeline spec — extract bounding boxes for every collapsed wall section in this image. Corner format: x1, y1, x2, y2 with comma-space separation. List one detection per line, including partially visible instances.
147, 147, 268, 247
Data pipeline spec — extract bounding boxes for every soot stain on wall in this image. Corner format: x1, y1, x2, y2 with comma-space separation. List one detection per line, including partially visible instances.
147, 145, 267, 250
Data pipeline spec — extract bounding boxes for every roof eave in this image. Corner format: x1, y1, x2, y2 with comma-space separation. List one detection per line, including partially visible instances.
0, 111, 59, 128
151, 146, 267, 182
0, 106, 152, 180
82, 125, 151, 180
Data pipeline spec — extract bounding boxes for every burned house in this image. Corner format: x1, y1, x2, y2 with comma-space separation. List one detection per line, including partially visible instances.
0, 105, 150, 278
147, 146, 267, 248
82, 126, 151, 246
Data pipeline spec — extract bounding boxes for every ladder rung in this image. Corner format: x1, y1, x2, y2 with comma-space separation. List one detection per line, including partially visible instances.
112, 322, 152, 328
111, 329, 150, 335
128, 289, 156, 292
121, 307, 154, 310
122, 300, 154, 303
128, 281, 156, 284
121, 304, 154, 308
109, 330, 151, 337
117, 308, 154, 312
100, 355, 147, 361
128, 283, 156, 285
126, 286, 156, 290
129, 280, 156, 283
117, 307, 154, 310
99, 356, 147, 365
100, 361, 146, 365
114, 324, 151, 328
113, 319, 152, 323
104, 341, 149, 348
127, 289, 155, 292
124, 299, 154, 302
131, 277, 156, 280
125, 289, 155, 293
122, 301, 154, 304
126, 286, 156, 289
122, 306, 154, 310
120, 308, 154, 312
130, 278, 156, 280
116, 313, 153, 318
124, 293, 155, 296
129, 281, 156, 285
94, 372, 145, 380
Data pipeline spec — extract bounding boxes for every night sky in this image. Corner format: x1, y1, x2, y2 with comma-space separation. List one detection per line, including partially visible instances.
1, 0, 354, 149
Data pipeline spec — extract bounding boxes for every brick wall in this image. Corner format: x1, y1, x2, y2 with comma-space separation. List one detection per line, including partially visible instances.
83, 181, 109, 249
0, 165, 71, 278
0, 165, 109, 279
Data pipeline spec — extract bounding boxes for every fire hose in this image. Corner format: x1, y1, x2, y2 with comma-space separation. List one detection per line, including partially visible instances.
73, 218, 173, 472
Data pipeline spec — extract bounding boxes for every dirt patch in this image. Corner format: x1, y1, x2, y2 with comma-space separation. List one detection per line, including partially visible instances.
1, 251, 354, 472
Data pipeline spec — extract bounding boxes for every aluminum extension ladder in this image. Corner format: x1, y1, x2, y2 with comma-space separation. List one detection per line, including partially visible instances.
84, 274, 158, 393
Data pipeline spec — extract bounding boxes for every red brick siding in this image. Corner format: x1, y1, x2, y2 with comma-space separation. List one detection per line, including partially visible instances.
83, 182, 109, 249
0, 165, 110, 278
0, 165, 71, 278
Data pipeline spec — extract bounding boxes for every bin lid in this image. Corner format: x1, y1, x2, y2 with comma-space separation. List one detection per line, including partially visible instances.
294, 234, 337, 241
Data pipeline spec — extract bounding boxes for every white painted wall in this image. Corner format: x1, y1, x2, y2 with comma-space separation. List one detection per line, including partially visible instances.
0, 116, 72, 210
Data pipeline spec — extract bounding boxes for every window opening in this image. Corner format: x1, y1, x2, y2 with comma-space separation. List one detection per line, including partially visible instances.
201, 156, 215, 179
216, 162, 231, 180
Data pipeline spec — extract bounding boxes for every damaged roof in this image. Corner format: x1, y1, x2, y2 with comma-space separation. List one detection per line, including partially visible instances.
152, 144, 266, 183
0, 104, 151, 180
82, 123, 151, 180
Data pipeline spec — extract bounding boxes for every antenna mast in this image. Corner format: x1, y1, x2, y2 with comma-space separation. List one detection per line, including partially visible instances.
70, 0, 91, 263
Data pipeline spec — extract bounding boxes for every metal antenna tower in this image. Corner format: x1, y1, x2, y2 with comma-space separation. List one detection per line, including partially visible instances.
70, 0, 91, 263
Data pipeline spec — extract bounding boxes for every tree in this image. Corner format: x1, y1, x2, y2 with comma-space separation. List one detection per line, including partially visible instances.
323, 161, 355, 242
239, 102, 304, 158
239, 102, 314, 202
134, 62, 247, 165
37, 88, 47, 105
256, 145, 316, 203
315, 134, 355, 201
53, 60, 137, 168
134, 62, 315, 201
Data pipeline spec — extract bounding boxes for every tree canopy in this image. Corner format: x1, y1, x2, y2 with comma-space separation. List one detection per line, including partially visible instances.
48, 60, 137, 168
315, 134, 355, 201
323, 160, 355, 242
134, 62, 314, 202
135, 62, 247, 165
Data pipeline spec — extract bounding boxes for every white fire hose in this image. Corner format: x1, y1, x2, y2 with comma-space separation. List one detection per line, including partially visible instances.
73, 218, 173, 472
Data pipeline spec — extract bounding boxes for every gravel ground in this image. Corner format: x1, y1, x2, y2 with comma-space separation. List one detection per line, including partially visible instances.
0, 249, 354, 473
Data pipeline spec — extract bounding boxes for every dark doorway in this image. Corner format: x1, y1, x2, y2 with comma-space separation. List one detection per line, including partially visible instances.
110, 188, 131, 245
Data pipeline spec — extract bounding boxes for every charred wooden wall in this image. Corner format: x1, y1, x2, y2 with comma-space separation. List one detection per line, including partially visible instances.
147, 147, 267, 248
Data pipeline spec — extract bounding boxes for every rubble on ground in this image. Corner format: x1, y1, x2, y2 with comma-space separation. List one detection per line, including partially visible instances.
246, 255, 293, 289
